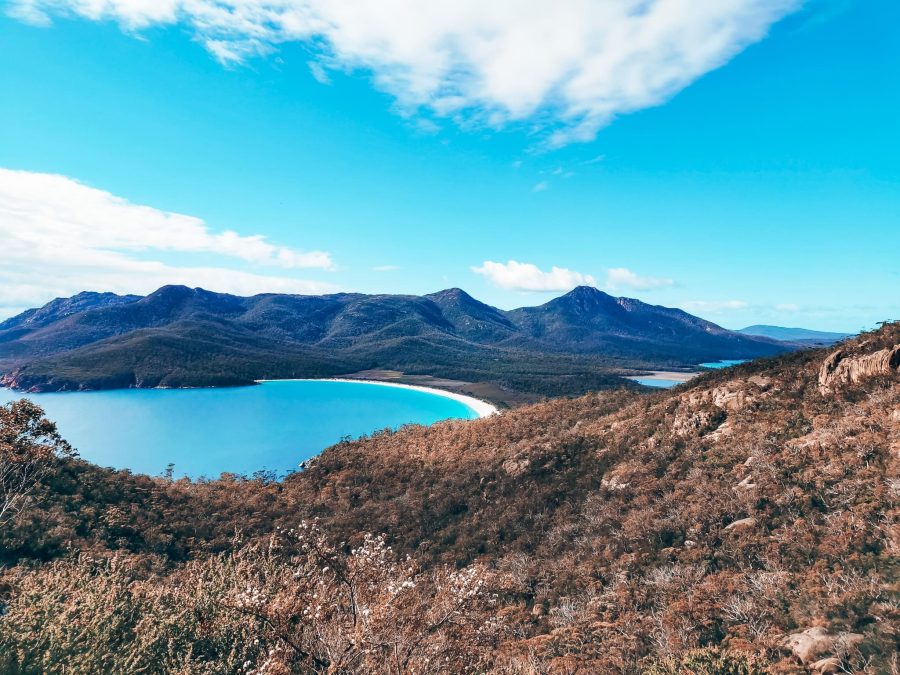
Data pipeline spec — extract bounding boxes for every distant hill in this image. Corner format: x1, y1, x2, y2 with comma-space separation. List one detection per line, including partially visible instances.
738, 324, 852, 345
0, 285, 791, 394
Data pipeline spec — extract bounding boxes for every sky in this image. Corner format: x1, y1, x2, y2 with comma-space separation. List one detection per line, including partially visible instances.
0, 0, 898, 332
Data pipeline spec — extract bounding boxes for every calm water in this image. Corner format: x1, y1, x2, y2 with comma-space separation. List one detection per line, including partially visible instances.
629, 377, 683, 388
0, 381, 478, 478
698, 359, 748, 369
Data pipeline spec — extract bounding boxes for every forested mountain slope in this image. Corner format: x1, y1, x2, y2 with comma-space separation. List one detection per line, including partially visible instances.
0, 285, 789, 394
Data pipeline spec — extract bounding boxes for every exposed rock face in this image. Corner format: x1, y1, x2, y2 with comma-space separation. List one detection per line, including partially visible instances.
0, 370, 61, 393
810, 657, 842, 674
747, 375, 773, 388
600, 473, 630, 491
818, 344, 900, 394
683, 374, 775, 413
672, 409, 720, 437
723, 517, 756, 531
686, 384, 752, 412
779, 627, 864, 668
673, 379, 772, 439
733, 475, 756, 491
706, 418, 733, 443
502, 457, 530, 477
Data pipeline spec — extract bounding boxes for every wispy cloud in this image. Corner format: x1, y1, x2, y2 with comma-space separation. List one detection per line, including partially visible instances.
532, 181, 549, 192
308, 61, 332, 85
548, 167, 574, 178
8, 0, 801, 145
472, 260, 596, 292
605, 267, 673, 291
0, 168, 337, 315
582, 154, 605, 165
775, 303, 800, 311
373, 265, 400, 272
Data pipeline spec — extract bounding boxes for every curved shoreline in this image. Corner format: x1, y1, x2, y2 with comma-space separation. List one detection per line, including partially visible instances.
254, 378, 499, 419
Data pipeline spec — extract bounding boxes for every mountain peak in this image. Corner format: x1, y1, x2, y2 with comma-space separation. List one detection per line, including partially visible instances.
550, 286, 617, 315
144, 284, 197, 300
565, 285, 606, 298
0, 291, 141, 331
425, 287, 517, 340
428, 287, 475, 302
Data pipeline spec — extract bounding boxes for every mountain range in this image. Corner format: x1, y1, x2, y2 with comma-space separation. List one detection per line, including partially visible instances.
0, 285, 792, 394
737, 324, 852, 345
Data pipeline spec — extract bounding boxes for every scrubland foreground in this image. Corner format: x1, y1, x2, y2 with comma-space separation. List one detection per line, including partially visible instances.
1, 323, 897, 673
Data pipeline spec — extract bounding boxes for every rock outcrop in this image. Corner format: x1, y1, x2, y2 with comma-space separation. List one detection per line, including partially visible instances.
818, 344, 900, 394
779, 626, 864, 669
723, 517, 756, 531
809, 657, 842, 674
685, 384, 752, 412
672, 408, 723, 437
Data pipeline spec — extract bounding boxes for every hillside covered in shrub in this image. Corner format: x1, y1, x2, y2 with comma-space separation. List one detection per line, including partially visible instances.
0, 323, 897, 673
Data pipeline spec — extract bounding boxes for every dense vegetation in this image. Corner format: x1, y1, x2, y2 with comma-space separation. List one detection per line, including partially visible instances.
0, 285, 789, 396
0, 324, 896, 673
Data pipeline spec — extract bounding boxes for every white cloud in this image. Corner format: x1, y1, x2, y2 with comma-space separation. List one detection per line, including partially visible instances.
308, 61, 331, 85
682, 299, 749, 313
582, 154, 606, 165
532, 181, 549, 192
0, 168, 338, 316
775, 302, 800, 311
605, 267, 673, 291
373, 265, 400, 272
8, 0, 801, 145
472, 260, 596, 292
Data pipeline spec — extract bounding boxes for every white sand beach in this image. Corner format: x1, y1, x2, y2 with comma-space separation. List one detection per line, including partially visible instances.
254, 378, 499, 418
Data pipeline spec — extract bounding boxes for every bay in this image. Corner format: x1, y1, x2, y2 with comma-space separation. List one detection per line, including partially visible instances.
0, 380, 479, 479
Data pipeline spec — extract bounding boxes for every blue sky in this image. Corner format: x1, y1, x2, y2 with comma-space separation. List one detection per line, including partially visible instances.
0, 0, 897, 332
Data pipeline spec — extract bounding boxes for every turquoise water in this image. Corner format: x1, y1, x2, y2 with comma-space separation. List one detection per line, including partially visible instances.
629, 377, 683, 388
698, 359, 748, 369
0, 381, 478, 479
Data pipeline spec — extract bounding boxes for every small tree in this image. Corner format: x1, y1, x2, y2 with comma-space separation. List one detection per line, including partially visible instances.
0, 524, 509, 674
217, 522, 507, 673
0, 399, 73, 528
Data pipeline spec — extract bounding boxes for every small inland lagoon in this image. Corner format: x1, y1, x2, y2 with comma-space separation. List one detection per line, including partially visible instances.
629, 377, 685, 388
699, 359, 748, 369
